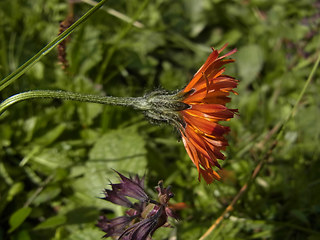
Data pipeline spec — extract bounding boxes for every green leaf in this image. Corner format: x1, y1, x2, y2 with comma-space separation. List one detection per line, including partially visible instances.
0, 182, 24, 214
68, 27, 103, 75
28, 147, 72, 173
33, 186, 61, 206
7, 182, 24, 202
34, 215, 67, 230
236, 44, 264, 86
8, 207, 32, 233
65, 227, 103, 240
290, 209, 309, 225
89, 127, 147, 174
71, 127, 147, 207
33, 124, 66, 146
13, 230, 32, 240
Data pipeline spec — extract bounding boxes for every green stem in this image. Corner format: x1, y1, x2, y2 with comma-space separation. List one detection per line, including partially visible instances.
277, 52, 320, 141
0, 90, 143, 116
0, 0, 108, 91
81, 0, 144, 28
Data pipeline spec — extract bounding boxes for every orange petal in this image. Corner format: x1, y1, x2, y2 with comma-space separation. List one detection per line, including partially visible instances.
183, 113, 230, 136
183, 89, 207, 103
184, 49, 220, 92
184, 109, 234, 122
185, 125, 222, 169
181, 131, 200, 172
199, 167, 221, 184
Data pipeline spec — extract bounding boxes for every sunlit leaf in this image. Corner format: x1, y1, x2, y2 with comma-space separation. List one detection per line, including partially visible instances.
236, 44, 264, 86
8, 207, 32, 233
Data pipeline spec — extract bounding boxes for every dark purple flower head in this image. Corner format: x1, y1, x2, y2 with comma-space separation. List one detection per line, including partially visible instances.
97, 172, 178, 240
103, 188, 134, 208
97, 215, 135, 238
112, 170, 148, 202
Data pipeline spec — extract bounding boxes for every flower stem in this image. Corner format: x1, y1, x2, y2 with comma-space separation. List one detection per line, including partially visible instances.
0, 90, 143, 116
276, 51, 320, 141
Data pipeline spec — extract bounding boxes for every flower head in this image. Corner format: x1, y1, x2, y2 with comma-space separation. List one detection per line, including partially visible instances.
140, 44, 238, 184
97, 171, 178, 240
177, 44, 238, 184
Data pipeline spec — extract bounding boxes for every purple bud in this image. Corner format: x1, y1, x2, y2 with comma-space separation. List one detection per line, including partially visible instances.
103, 189, 133, 208
114, 171, 149, 202
119, 207, 167, 240
98, 172, 179, 240
97, 215, 135, 238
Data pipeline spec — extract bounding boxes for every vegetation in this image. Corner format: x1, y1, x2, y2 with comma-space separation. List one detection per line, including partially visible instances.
0, 0, 319, 239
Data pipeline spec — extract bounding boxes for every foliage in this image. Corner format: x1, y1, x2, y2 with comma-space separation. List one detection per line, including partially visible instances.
1, 0, 320, 239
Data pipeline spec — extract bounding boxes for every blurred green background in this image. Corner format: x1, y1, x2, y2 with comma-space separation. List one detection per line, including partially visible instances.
1, 0, 320, 239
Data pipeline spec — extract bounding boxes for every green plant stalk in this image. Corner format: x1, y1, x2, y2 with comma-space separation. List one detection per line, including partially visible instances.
81, 0, 144, 28
276, 52, 320, 141
0, 0, 108, 91
0, 90, 144, 116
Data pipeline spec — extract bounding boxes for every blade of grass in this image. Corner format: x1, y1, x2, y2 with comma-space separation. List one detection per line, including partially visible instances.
24, 174, 55, 208
276, 52, 320, 141
81, 0, 144, 28
0, 0, 108, 91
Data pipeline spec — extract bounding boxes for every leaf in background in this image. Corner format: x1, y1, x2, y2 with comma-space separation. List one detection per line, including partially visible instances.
23, 117, 38, 143
236, 44, 264, 87
33, 186, 61, 206
8, 207, 32, 233
13, 230, 32, 240
184, 0, 206, 37
131, 30, 165, 56
290, 209, 309, 225
65, 227, 103, 240
0, 182, 24, 214
160, 61, 187, 90
34, 215, 67, 230
68, 26, 103, 75
71, 127, 147, 206
223, 29, 242, 46
27, 148, 72, 174
33, 124, 66, 146
64, 206, 99, 225
89, 127, 147, 173
27, 62, 44, 80
0, 123, 13, 147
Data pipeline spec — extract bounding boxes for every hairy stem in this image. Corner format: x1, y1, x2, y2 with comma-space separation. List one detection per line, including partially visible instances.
0, 90, 143, 116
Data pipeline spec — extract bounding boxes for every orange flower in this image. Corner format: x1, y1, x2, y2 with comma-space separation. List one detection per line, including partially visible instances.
137, 44, 237, 184
177, 44, 238, 184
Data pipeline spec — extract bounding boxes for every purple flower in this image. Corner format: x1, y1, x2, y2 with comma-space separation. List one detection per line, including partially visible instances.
97, 172, 178, 240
